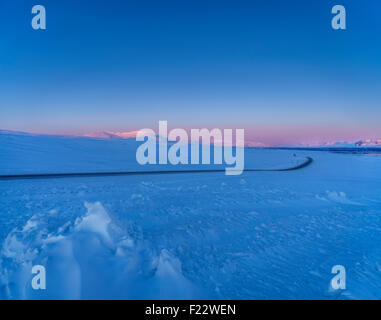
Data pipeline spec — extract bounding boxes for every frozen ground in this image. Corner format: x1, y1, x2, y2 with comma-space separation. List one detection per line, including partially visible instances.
0, 132, 381, 299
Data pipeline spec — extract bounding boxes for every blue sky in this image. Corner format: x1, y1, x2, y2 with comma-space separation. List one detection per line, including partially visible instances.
1, 0, 380, 144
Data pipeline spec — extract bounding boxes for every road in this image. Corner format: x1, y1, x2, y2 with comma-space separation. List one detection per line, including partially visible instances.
0, 157, 313, 181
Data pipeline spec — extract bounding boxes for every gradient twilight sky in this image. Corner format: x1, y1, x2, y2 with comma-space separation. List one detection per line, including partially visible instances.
1, 0, 380, 145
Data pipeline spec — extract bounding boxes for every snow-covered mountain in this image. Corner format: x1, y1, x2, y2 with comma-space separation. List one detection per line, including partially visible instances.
316, 139, 381, 148
0, 129, 139, 140
354, 139, 381, 147
2, 129, 381, 148
275, 139, 381, 148
83, 131, 138, 139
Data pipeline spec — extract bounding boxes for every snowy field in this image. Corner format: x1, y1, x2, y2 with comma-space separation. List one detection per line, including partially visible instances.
1, 132, 381, 299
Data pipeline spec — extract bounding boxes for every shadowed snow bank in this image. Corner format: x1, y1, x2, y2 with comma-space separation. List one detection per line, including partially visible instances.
0, 202, 200, 300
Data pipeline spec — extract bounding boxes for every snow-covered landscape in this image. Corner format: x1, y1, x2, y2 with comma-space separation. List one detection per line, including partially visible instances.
1, 131, 381, 299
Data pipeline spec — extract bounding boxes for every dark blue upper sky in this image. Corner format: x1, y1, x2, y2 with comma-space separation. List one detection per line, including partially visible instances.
1, 0, 380, 144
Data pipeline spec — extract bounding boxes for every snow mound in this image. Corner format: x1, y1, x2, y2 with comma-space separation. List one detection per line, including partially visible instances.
0, 202, 199, 300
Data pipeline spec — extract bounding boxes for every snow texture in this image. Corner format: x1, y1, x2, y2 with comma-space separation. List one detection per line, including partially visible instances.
1, 131, 381, 299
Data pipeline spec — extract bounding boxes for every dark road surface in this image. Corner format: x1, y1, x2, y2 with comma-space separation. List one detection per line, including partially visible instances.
0, 157, 313, 181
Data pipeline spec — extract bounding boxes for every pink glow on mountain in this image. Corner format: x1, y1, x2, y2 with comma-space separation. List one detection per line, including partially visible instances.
83, 131, 139, 139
